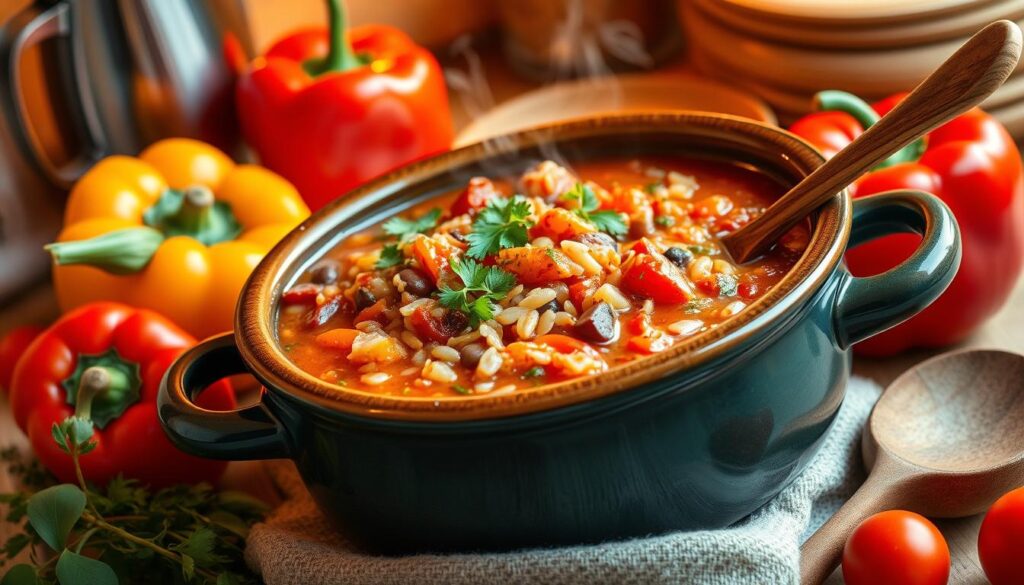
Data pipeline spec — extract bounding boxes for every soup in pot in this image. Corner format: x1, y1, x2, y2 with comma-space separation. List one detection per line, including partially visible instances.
277, 157, 807, 397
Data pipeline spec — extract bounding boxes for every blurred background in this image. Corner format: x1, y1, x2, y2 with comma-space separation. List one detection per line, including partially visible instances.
2, 0, 1023, 304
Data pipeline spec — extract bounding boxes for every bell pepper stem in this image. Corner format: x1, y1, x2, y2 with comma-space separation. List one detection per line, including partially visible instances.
46, 227, 164, 275
305, 0, 360, 76
175, 185, 216, 234
142, 185, 241, 246
813, 90, 926, 168
74, 366, 132, 422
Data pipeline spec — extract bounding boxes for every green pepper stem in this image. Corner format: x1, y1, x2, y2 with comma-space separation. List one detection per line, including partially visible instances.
813, 90, 926, 168
174, 185, 216, 234
46, 227, 164, 275
74, 366, 132, 421
305, 0, 360, 76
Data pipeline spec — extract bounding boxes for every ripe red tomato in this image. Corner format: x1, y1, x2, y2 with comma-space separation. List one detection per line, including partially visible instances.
0, 325, 43, 394
979, 487, 1024, 585
842, 510, 950, 585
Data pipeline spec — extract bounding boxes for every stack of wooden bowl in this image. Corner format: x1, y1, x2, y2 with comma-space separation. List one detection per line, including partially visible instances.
680, 0, 1024, 137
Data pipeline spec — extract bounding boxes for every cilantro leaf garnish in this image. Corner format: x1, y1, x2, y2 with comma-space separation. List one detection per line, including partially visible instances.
382, 208, 441, 241
466, 196, 534, 259
562, 183, 628, 237
437, 258, 517, 324
375, 244, 404, 270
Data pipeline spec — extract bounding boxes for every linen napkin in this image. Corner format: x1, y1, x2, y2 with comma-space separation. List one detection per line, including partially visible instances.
245, 376, 881, 585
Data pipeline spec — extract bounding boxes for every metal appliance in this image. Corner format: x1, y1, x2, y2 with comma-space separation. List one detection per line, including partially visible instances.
0, 0, 251, 301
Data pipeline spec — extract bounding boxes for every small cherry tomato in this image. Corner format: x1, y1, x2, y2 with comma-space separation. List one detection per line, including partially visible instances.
979, 487, 1024, 585
0, 325, 44, 394
842, 510, 949, 585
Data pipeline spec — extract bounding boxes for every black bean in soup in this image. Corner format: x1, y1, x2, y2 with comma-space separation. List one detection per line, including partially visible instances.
355, 288, 377, 311
310, 260, 340, 285
538, 299, 561, 314
460, 343, 486, 369
664, 247, 693, 268
399, 268, 434, 297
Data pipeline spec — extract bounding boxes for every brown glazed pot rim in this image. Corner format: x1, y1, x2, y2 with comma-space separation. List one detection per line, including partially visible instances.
236, 113, 850, 422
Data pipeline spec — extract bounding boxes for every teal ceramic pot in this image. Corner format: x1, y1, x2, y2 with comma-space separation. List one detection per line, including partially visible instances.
158, 114, 960, 553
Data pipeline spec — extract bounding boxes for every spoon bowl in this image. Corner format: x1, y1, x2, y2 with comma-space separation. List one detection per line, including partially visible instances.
801, 349, 1024, 584
869, 349, 1024, 478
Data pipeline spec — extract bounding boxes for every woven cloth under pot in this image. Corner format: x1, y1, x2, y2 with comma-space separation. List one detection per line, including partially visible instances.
245, 376, 881, 585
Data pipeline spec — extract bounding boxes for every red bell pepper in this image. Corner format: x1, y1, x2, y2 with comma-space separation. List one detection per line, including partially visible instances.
790, 90, 1024, 355
8, 303, 235, 487
620, 238, 694, 304
236, 0, 454, 211
0, 325, 43, 394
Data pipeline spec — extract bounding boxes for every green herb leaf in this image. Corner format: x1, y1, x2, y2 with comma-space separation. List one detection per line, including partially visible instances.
50, 424, 69, 455
588, 210, 628, 236
451, 385, 471, 395
716, 274, 738, 297
104, 476, 147, 511
181, 554, 196, 581
687, 244, 715, 255
523, 367, 545, 379
2, 533, 31, 560
0, 444, 267, 585
172, 527, 227, 568
61, 418, 95, 451
1, 564, 37, 585
55, 550, 117, 585
27, 485, 85, 551
438, 258, 517, 325
375, 244, 404, 269
466, 196, 534, 259
562, 183, 627, 237
382, 208, 442, 241
654, 215, 675, 227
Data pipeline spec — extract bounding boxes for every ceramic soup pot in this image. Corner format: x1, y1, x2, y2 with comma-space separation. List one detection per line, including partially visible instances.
158, 113, 960, 553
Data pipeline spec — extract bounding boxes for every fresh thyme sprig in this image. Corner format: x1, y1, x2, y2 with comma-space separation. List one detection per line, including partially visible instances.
0, 418, 266, 585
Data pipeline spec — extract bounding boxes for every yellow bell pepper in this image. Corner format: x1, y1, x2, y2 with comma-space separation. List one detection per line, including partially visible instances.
47, 138, 310, 338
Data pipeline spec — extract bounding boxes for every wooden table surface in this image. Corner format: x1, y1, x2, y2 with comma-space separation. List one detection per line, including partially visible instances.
2, 40, 1021, 584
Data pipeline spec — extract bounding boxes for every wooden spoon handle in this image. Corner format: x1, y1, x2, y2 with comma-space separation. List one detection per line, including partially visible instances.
800, 455, 912, 585
723, 20, 1022, 263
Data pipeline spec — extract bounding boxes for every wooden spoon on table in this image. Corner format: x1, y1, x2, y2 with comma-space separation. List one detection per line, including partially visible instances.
800, 349, 1024, 584
721, 20, 1022, 264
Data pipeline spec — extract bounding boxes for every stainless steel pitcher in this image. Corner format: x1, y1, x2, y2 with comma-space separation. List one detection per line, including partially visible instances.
0, 0, 252, 301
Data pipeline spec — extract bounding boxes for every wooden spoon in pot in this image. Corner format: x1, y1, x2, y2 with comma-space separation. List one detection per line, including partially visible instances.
800, 349, 1024, 584
721, 20, 1022, 263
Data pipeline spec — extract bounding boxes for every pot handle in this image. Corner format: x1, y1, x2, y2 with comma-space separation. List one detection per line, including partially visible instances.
833, 189, 961, 349
158, 333, 292, 460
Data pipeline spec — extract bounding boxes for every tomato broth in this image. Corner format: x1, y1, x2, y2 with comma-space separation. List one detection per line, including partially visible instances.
277, 157, 806, 398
